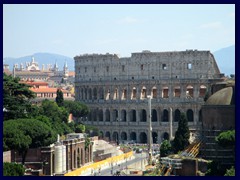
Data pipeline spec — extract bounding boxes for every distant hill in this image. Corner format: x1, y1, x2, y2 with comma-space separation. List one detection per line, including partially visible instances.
3, 52, 74, 71
213, 45, 235, 76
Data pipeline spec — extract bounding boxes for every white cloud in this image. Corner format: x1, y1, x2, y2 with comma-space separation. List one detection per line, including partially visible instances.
200, 21, 222, 29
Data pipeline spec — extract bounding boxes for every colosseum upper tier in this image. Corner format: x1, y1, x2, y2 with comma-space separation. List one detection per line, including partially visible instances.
74, 50, 223, 144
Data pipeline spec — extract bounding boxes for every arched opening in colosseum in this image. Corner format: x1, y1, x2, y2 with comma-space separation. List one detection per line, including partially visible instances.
93, 87, 97, 100
163, 132, 169, 140
113, 88, 118, 100
81, 88, 84, 100
121, 88, 127, 100
88, 88, 92, 100
129, 109, 137, 122
141, 86, 147, 99
121, 110, 127, 122
140, 109, 147, 122
99, 87, 104, 100
174, 86, 181, 97
113, 132, 119, 143
152, 109, 158, 122
98, 109, 103, 121
152, 87, 157, 99
112, 109, 118, 121
162, 86, 169, 98
88, 111, 92, 121
174, 109, 181, 122
131, 87, 137, 99
121, 132, 127, 141
199, 110, 202, 122
130, 132, 137, 141
105, 131, 111, 141
139, 132, 147, 143
187, 109, 194, 122
105, 109, 110, 121
92, 109, 97, 121
162, 109, 169, 122
152, 132, 158, 144
186, 85, 194, 98
106, 89, 110, 100
84, 88, 87, 100
199, 85, 207, 97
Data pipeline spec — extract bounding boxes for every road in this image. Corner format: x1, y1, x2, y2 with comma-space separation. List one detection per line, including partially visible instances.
92, 152, 147, 176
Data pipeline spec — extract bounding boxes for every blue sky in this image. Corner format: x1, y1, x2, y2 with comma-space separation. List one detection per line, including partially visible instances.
3, 4, 235, 58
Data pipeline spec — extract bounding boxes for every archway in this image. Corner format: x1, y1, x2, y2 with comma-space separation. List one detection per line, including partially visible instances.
174, 109, 181, 122
152, 109, 158, 122
152, 132, 158, 144
139, 132, 147, 143
187, 109, 194, 122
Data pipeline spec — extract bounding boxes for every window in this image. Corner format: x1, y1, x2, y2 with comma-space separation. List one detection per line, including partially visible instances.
85, 67, 87, 72
141, 64, 144, 70
132, 77, 134, 80
162, 64, 167, 70
106, 66, 109, 72
94, 67, 96, 72
187, 63, 192, 69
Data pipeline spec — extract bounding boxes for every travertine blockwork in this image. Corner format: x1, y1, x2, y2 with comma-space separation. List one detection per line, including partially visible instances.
74, 50, 223, 143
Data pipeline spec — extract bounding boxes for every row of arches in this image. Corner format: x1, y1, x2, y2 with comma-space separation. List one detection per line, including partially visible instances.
101, 131, 170, 144
86, 108, 195, 122
77, 85, 207, 101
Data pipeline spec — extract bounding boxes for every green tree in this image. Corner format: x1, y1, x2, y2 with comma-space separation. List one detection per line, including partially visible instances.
85, 125, 99, 137
63, 100, 89, 117
215, 130, 235, 147
3, 73, 36, 120
224, 166, 235, 176
3, 162, 25, 176
75, 124, 86, 133
172, 113, 190, 153
3, 119, 57, 164
160, 140, 172, 157
39, 100, 72, 135
56, 89, 64, 107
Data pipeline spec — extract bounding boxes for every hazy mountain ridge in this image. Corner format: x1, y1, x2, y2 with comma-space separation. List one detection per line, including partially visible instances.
3, 45, 235, 75
213, 45, 235, 76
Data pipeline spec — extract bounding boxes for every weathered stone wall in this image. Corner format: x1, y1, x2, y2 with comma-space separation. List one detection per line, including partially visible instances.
74, 50, 223, 143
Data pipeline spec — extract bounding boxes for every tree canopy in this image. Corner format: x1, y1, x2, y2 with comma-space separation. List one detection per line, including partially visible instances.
160, 140, 172, 157
3, 162, 25, 176
63, 100, 89, 117
3, 73, 36, 120
172, 113, 190, 153
3, 118, 57, 163
215, 130, 235, 147
56, 89, 64, 107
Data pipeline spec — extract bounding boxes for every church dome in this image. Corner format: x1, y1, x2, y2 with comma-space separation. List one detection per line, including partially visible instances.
206, 86, 234, 105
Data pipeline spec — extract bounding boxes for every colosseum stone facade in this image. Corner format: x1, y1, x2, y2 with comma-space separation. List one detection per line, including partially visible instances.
74, 50, 223, 144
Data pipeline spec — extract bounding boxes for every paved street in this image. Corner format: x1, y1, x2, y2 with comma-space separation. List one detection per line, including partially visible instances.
90, 152, 147, 176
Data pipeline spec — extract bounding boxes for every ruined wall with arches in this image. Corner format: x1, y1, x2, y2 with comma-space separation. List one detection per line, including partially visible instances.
74, 50, 223, 144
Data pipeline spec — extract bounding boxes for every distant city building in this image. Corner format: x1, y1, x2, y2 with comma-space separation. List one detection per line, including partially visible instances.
20, 80, 74, 104
10, 57, 74, 84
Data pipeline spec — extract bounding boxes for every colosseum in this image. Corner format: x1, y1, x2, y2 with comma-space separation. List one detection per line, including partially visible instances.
74, 50, 223, 144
